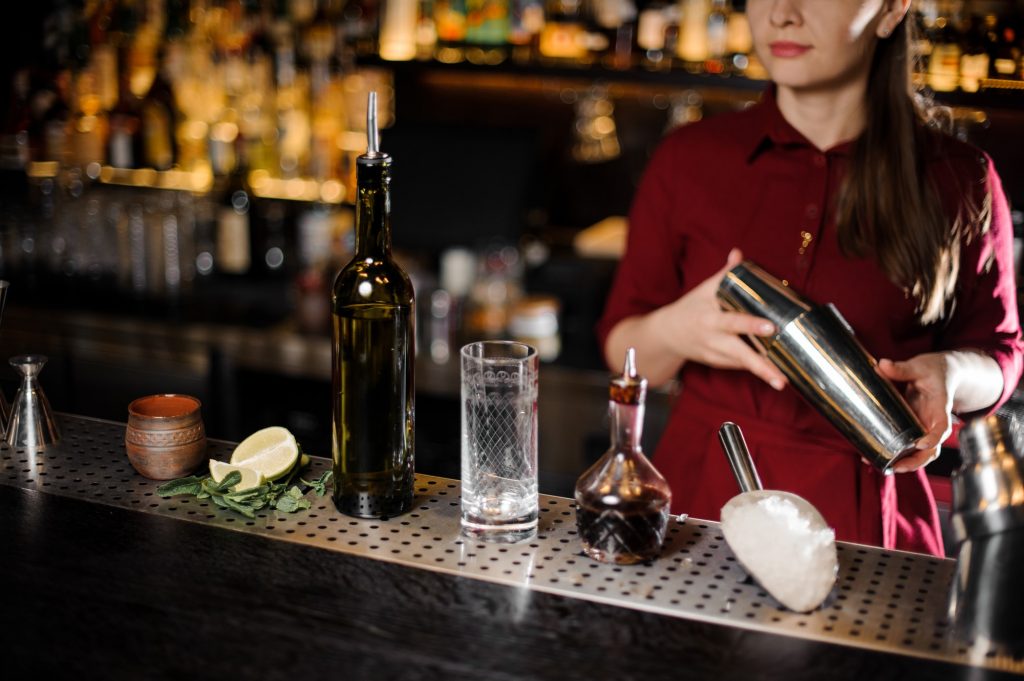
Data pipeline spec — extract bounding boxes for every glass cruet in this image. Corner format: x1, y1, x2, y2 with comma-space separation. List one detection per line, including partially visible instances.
574, 347, 672, 564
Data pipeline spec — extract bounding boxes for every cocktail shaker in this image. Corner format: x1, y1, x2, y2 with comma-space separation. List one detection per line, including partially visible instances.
947, 414, 1024, 656
717, 261, 924, 471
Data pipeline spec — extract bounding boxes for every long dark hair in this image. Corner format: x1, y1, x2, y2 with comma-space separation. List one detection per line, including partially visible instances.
834, 19, 989, 324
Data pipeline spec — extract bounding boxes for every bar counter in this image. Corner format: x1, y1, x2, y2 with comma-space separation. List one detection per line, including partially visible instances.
2, 414, 1021, 680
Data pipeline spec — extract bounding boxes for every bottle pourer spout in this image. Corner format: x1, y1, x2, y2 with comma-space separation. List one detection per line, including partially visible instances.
366, 91, 379, 155
624, 347, 638, 379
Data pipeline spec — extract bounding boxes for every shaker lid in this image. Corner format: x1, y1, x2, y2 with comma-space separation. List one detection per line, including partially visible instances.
611, 347, 647, 405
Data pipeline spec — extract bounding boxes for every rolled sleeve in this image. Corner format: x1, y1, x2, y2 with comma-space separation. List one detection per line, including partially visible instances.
939, 155, 1024, 413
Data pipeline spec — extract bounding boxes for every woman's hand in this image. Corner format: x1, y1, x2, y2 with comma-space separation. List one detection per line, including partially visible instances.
876, 354, 955, 473
647, 248, 789, 390
877, 350, 1003, 473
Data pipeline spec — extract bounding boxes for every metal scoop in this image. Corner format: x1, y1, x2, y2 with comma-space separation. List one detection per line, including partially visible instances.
717, 422, 838, 613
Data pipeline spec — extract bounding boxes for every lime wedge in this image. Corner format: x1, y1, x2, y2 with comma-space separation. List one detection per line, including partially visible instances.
229, 426, 299, 481
209, 460, 264, 491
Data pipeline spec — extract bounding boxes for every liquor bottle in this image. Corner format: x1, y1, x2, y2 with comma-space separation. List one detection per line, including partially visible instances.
590, 0, 637, 70
379, 0, 420, 61
465, 0, 511, 63
990, 14, 1022, 79
704, 0, 729, 74
107, 1, 143, 169
959, 12, 989, 93
677, 0, 710, 68
108, 48, 144, 168
927, 4, 962, 92
539, 0, 588, 61
575, 347, 671, 564
140, 49, 179, 170
637, 2, 669, 70
216, 134, 253, 275
434, 0, 468, 60
331, 92, 416, 519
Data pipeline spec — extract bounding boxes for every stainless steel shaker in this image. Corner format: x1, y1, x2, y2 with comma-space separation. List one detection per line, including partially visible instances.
716, 261, 924, 471
947, 414, 1024, 656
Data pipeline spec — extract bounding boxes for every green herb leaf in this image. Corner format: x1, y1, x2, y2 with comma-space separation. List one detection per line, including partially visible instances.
300, 470, 334, 497
275, 495, 300, 513
211, 495, 230, 508
287, 486, 304, 500
156, 476, 206, 497
222, 497, 256, 518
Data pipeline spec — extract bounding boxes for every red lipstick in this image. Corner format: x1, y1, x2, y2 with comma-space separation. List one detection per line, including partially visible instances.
769, 41, 812, 58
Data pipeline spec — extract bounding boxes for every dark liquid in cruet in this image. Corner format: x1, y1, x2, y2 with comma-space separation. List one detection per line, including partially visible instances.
576, 496, 670, 564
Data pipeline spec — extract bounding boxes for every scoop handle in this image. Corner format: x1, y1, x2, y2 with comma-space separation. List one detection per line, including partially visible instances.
718, 422, 763, 493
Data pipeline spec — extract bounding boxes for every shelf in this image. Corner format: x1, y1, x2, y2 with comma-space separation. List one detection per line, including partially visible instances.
361, 54, 1024, 111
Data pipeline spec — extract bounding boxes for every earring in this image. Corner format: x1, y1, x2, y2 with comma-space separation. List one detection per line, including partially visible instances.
880, 26, 891, 37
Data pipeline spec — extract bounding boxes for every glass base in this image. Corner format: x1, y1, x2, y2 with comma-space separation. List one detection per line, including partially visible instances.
460, 515, 538, 544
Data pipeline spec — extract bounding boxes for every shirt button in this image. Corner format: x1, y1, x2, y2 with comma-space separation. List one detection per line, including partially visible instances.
813, 154, 826, 168
805, 204, 818, 218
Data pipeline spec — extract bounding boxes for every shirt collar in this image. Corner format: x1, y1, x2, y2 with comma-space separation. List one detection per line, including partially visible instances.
744, 85, 856, 163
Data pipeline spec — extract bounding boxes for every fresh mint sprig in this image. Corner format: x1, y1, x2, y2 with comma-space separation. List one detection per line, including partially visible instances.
156, 454, 333, 519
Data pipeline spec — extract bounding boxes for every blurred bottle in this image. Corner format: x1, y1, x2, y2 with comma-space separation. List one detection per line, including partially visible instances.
509, 295, 560, 362
140, 49, 179, 170
704, 0, 729, 74
435, 0, 468, 61
539, 0, 588, 61
70, 69, 109, 168
509, 0, 545, 62
380, 0, 421, 61
465, 244, 522, 338
108, 42, 144, 169
725, 8, 753, 74
465, 0, 511, 63
959, 13, 989, 93
416, 0, 439, 58
928, 2, 962, 92
216, 135, 252, 275
676, 0, 710, 68
591, 0, 637, 70
990, 14, 1022, 79
636, 2, 669, 70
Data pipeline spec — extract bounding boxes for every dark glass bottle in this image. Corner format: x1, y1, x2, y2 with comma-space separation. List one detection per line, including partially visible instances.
331, 92, 415, 519
575, 348, 672, 564
216, 135, 253, 276
140, 50, 178, 170
108, 45, 144, 168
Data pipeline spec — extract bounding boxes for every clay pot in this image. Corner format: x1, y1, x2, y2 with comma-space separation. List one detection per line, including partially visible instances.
125, 394, 207, 480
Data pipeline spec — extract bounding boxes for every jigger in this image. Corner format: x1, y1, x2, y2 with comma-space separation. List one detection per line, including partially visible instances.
6, 355, 61, 450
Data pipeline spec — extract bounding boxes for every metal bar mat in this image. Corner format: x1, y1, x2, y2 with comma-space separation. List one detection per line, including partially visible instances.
2, 415, 1020, 673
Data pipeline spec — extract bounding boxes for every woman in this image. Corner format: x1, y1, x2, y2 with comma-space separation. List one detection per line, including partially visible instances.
598, 0, 1023, 556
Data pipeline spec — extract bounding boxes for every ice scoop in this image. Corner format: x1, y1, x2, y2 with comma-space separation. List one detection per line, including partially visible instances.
717, 422, 838, 613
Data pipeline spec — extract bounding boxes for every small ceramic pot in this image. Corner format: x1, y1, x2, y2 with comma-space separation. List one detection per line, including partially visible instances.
125, 394, 207, 480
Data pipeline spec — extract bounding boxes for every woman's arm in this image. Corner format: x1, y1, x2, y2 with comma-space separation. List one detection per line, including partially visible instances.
605, 249, 789, 390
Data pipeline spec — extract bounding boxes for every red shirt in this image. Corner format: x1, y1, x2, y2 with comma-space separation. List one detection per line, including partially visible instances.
597, 91, 1023, 556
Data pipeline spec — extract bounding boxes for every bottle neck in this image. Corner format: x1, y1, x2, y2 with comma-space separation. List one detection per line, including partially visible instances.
355, 159, 392, 259
610, 400, 644, 452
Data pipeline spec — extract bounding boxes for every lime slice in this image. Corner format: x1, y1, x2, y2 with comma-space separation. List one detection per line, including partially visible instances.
229, 426, 299, 481
209, 460, 264, 491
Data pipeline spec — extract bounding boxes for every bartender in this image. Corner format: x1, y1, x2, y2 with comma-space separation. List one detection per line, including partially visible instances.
598, 0, 1023, 555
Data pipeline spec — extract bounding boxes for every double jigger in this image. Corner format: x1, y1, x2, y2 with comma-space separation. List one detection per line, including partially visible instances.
0, 281, 61, 450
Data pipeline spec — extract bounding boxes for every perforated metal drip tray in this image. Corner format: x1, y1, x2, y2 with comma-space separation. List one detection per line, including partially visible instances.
2, 415, 1021, 674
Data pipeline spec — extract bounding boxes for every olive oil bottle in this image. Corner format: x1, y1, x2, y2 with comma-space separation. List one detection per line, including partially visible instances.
331, 92, 415, 518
